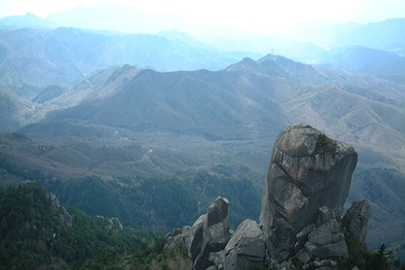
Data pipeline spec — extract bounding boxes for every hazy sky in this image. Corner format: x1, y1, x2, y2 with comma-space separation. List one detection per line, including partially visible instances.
1, 0, 405, 35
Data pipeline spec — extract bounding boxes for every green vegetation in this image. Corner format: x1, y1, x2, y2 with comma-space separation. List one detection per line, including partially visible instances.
316, 134, 329, 147
314, 133, 336, 154
1, 151, 261, 230
340, 226, 404, 270
0, 181, 174, 269
349, 167, 405, 252
0, 181, 402, 269
1, 156, 404, 269
44, 170, 262, 231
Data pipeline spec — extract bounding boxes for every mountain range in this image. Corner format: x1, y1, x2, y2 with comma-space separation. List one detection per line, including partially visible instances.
0, 27, 260, 90
16, 55, 405, 167
0, 11, 405, 259
1, 2, 405, 55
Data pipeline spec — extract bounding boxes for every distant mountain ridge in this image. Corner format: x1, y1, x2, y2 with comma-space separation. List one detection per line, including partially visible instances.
42, 4, 405, 57
17, 54, 404, 168
1, 13, 405, 91
290, 18, 405, 56
0, 12, 56, 29
320, 45, 405, 75
1, 9, 405, 65
0, 27, 260, 89
332, 18, 405, 55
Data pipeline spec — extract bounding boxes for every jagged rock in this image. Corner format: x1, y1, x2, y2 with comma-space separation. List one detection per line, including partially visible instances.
295, 249, 311, 264
315, 206, 336, 226
208, 250, 226, 267
165, 226, 191, 250
47, 193, 72, 227
187, 197, 231, 270
95, 215, 124, 230
291, 206, 348, 266
260, 123, 357, 261
308, 219, 342, 246
188, 214, 206, 262
312, 259, 338, 269
342, 200, 370, 243
223, 219, 266, 270
294, 224, 315, 253
305, 239, 348, 259
108, 217, 123, 230
201, 197, 231, 256
304, 218, 348, 259
183, 124, 366, 270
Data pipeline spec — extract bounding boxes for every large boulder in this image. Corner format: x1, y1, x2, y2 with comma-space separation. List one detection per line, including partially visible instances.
177, 124, 367, 269
305, 217, 348, 259
260, 123, 358, 261
224, 219, 266, 270
187, 197, 231, 270
288, 206, 348, 269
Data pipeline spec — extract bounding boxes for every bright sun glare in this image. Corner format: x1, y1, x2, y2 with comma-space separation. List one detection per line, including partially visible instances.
1, 0, 405, 36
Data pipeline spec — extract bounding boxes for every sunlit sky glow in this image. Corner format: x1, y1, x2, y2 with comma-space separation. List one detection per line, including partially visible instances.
1, 0, 405, 36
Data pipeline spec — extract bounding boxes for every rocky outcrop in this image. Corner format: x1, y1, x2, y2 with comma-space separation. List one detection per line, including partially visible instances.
187, 197, 231, 270
95, 215, 124, 230
298, 208, 348, 266
342, 200, 370, 243
165, 124, 370, 270
19, 180, 72, 227
224, 219, 266, 270
260, 123, 357, 262
47, 193, 72, 227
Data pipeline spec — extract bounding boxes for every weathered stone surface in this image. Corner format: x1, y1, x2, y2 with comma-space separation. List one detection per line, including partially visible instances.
342, 200, 370, 243
187, 197, 231, 270
108, 217, 123, 230
165, 226, 191, 250
224, 219, 266, 270
48, 193, 72, 227
260, 123, 357, 261
295, 249, 311, 264
207, 197, 229, 227
202, 197, 231, 256
208, 250, 226, 266
187, 214, 206, 262
295, 224, 315, 253
312, 259, 338, 268
230, 220, 265, 257
305, 218, 349, 259
308, 219, 343, 246
305, 239, 348, 259
315, 206, 336, 226
183, 124, 365, 270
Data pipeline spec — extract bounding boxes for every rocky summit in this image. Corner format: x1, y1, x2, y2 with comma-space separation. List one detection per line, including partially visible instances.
166, 123, 369, 270
260, 123, 358, 263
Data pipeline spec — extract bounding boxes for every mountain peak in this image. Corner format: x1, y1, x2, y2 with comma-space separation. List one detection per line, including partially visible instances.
261, 123, 358, 262
0, 12, 55, 29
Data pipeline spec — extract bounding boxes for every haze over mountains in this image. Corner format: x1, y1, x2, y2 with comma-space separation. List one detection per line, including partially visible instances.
1, 4, 405, 261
